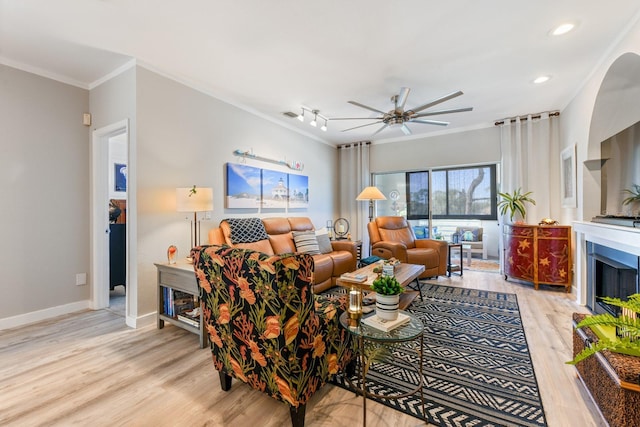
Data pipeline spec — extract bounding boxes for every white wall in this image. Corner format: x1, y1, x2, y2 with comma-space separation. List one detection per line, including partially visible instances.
1, 62, 338, 327
371, 126, 501, 172
0, 65, 90, 324
561, 19, 640, 226
134, 66, 338, 318
560, 19, 640, 300
370, 126, 502, 257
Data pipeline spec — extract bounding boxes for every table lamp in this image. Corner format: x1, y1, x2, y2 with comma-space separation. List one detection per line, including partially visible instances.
176, 186, 213, 250
356, 186, 387, 223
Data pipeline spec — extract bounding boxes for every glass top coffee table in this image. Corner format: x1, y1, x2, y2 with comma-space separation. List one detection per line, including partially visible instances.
339, 310, 425, 426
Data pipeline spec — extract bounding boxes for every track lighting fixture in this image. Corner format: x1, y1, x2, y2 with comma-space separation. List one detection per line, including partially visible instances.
295, 107, 328, 132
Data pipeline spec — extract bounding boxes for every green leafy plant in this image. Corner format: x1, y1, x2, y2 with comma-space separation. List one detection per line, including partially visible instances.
622, 183, 640, 206
498, 188, 536, 222
371, 275, 404, 296
567, 294, 640, 365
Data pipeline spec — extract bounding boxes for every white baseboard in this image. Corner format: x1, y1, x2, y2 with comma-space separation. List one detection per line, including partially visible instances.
0, 300, 91, 330
126, 311, 156, 329
1, 302, 159, 331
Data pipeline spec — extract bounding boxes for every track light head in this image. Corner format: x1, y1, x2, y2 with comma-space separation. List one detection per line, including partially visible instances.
321, 119, 327, 132
310, 111, 318, 127
297, 109, 305, 122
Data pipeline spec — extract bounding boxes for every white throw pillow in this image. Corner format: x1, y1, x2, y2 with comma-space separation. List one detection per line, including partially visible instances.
315, 228, 333, 254
292, 231, 321, 255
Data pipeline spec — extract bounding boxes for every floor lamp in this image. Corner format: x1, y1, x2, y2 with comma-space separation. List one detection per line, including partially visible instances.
176, 186, 214, 253
357, 186, 386, 257
356, 186, 387, 223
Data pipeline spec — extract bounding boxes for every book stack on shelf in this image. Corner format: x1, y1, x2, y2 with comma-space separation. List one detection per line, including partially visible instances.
162, 287, 199, 327
177, 307, 200, 327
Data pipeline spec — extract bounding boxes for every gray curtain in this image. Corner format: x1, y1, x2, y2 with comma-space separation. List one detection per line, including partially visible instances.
500, 113, 560, 223
338, 142, 371, 256
499, 112, 560, 270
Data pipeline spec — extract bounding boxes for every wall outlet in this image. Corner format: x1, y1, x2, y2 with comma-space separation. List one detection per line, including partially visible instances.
204, 211, 212, 220
76, 273, 87, 286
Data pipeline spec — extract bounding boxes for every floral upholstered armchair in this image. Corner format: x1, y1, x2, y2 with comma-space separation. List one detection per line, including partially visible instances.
191, 245, 354, 427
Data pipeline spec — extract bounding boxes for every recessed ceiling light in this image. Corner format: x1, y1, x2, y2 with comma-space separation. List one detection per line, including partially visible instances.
533, 75, 551, 84
551, 23, 575, 36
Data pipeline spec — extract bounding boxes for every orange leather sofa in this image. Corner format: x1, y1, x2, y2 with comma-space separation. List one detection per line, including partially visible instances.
367, 216, 448, 279
208, 217, 358, 293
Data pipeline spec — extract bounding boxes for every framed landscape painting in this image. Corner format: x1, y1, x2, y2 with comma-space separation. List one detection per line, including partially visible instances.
226, 163, 261, 208
114, 163, 127, 192
261, 169, 288, 209
288, 174, 309, 209
561, 144, 577, 208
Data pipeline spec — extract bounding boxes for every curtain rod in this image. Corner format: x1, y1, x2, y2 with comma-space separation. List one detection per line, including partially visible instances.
337, 141, 371, 149
494, 111, 559, 126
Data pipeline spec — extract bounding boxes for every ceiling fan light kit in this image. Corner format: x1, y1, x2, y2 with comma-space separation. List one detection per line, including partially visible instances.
331, 87, 473, 136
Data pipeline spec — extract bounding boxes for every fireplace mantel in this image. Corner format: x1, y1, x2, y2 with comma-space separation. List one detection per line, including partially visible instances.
573, 221, 640, 256
573, 220, 640, 306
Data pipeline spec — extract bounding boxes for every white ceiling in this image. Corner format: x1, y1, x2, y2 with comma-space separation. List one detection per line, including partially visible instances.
3, 0, 640, 145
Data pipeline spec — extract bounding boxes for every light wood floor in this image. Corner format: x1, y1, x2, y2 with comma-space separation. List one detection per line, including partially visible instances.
0, 269, 606, 427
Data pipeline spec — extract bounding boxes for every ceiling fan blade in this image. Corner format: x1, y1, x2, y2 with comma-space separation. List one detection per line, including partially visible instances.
401, 123, 412, 135
348, 100, 386, 115
413, 107, 473, 118
408, 90, 464, 114
372, 124, 389, 136
341, 121, 384, 132
411, 119, 449, 126
396, 87, 410, 110
327, 117, 384, 120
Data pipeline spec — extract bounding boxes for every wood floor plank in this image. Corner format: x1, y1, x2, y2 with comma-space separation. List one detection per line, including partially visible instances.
0, 269, 607, 427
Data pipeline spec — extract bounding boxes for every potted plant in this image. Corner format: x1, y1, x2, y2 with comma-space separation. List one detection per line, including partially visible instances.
371, 275, 404, 321
622, 183, 640, 215
567, 294, 640, 365
498, 188, 536, 223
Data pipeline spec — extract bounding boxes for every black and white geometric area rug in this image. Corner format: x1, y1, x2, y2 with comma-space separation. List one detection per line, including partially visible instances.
331, 283, 547, 427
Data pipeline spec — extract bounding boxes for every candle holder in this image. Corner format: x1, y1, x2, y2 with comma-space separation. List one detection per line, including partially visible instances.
348, 285, 363, 327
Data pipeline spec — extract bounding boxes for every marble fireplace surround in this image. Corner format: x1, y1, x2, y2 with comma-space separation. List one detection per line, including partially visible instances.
573, 221, 640, 306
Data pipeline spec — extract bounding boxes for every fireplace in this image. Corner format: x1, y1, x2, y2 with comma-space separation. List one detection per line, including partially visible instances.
586, 242, 639, 315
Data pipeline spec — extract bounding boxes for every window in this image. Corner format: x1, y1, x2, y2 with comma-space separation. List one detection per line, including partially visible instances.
374, 164, 497, 221
432, 165, 497, 220
406, 171, 429, 219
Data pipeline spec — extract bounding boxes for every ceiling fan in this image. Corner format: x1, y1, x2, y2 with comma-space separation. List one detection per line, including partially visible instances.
330, 87, 473, 136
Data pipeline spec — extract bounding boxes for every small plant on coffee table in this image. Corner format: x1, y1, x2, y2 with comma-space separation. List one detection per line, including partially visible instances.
371, 275, 404, 295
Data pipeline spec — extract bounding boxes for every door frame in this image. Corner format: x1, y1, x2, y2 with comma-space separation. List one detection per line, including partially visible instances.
91, 120, 129, 311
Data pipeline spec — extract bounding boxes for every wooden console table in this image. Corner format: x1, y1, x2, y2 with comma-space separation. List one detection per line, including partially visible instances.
503, 224, 572, 291
572, 313, 640, 426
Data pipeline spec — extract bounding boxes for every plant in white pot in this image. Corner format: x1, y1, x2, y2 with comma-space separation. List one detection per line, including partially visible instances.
371, 275, 404, 321
498, 188, 536, 224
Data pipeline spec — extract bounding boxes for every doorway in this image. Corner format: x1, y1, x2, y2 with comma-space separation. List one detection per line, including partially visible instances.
91, 120, 129, 317
108, 133, 128, 316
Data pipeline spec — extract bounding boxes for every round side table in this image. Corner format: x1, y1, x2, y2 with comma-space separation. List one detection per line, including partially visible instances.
339, 310, 425, 426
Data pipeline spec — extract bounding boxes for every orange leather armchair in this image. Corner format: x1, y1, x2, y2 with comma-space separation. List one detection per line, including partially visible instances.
368, 216, 448, 279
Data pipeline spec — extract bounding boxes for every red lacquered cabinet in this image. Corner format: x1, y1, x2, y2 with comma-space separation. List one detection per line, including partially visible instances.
503, 224, 572, 292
